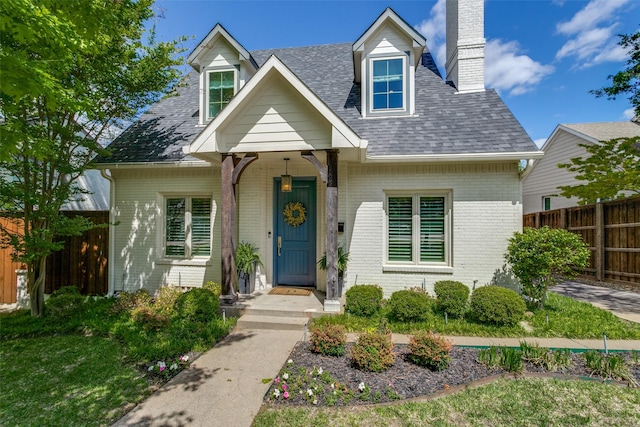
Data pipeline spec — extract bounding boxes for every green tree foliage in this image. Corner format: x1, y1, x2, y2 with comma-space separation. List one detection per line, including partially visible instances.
0, 0, 184, 316
558, 136, 640, 204
505, 227, 590, 309
590, 31, 640, 118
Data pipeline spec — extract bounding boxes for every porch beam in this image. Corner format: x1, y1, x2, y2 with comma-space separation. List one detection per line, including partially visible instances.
324, 149, 340, 312
232, 153, 258, 185
221, 153, 238, 303
301, 151, 328, 183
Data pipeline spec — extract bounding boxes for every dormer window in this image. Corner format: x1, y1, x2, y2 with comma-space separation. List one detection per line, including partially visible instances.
207, 69, 236, 119
372, 58, 404, 111
368, 55, 408, 115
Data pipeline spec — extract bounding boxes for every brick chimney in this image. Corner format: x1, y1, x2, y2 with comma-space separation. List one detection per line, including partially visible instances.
445, 0, 485, 93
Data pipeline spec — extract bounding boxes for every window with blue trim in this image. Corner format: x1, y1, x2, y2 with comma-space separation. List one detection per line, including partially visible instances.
372, 58, 404, 110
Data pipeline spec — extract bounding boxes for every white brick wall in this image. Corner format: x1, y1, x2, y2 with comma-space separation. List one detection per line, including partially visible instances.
345, 162, 521, 297
111, 167, 220, 294
110, 159, 522, 297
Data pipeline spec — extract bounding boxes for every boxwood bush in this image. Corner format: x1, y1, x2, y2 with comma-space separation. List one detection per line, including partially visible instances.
174, 288, 220, 323
387, 289, 433, 323
46, 286, 85, 317
433, 280, 470, 318
350, 331, 395, 372
470, 285, 526, 326
345, 285, 383, 317
407, 331, 453, 370
309, 323, 347, 356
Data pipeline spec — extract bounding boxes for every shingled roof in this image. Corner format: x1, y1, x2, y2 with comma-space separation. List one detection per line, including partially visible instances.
95, 42, 538, 164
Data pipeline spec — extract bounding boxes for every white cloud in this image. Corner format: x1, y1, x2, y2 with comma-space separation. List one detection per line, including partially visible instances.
485, 39, 555, 96
556, 0, 629, 35
555, 0, 630, 67
623, 108, 636, 120
414, 0, 447, 66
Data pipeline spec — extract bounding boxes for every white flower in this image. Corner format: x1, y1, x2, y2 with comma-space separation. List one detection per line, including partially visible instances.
307, 388, 313, 396
273, 389, 280, 398
158, 361, 166, 369
148, 365, 154, 372
287, 359, 293, 365
330, 383, 335, 390
170, 363, 178, 370
358, 382, 366, 392
282, 373, 289, 380
317, 368, 323, 375
180, 355, 189, 362
313, 398, 318, 405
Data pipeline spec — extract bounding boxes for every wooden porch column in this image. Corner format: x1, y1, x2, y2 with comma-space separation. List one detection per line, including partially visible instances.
220, 153, 258, 303
221, 153, 237, 302
324, 149, 340, 312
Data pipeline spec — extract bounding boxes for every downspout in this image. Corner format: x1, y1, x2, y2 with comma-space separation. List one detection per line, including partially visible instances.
100, 169, 116, 296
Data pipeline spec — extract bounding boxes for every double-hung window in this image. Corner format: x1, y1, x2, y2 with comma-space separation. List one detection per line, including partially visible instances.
207, 70, 235, 119
371, 57, 405, 111
387, 193, 450, 265
165, 197, 212, 258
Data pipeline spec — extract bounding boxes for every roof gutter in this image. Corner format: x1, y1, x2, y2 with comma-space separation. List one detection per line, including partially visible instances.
365, 151, 544, 163
93, 160, 216, 170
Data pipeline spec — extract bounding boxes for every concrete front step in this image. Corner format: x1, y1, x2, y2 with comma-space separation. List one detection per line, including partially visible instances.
241, 307, 325, 318
236, 314, 312, 331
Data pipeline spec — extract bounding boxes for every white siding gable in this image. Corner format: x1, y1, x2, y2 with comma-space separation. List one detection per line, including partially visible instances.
522, 129, 589, 213
218, 74, 332, 153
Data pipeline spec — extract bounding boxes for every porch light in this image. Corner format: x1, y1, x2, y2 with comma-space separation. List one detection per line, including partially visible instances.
281, 158, 292, 192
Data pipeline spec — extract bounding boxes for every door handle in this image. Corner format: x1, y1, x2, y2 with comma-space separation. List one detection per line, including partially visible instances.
277, 236, 282, 256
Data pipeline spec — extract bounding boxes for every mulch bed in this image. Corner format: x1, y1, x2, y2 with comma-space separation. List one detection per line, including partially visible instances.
265, 342, 640, 406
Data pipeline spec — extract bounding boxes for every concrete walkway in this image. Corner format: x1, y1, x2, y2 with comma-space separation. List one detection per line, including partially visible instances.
112, 329, 303, 427
552, 281, 640, 323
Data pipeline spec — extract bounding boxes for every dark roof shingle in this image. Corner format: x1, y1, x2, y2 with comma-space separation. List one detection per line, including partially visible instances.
96, 42, 537, 164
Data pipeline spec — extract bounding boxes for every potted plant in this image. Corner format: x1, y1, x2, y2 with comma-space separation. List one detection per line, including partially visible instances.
235, 241, 263, 294
317, 245, 349, 297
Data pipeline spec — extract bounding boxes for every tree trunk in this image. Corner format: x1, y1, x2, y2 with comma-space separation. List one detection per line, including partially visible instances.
28, 256, 47, 317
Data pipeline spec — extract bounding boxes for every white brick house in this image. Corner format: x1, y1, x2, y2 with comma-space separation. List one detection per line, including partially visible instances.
95, 1, 541, 309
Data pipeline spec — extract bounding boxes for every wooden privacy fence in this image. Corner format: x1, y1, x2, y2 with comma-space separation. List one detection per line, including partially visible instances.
523, 196, 640, 285
0, 211, 109, 304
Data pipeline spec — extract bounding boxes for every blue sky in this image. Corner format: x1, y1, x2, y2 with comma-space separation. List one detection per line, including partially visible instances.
152, 0, 638, 146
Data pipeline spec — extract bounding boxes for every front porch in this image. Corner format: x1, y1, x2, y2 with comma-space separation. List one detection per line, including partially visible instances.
222, 289, 342, 330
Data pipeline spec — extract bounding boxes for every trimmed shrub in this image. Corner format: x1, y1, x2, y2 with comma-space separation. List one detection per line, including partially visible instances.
153, 286, 183, 317
309, 323, 347, 356
111, 289, 152, 314
470, 286, 526, 326
387, 289, 433, 323
350, 331, 395, 372
202, 281, 222, 297
407, 331, 453, 370
345, 285, 383, 317
174, 288, 220, 323
433, 280, 470, 318
131, 305, 170, 330
47, 286, 85, 317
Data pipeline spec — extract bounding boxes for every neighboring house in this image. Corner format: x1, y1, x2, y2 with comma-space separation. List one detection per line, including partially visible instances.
61, 169, 110, 211
94, 1, 542, 309
522, 121, 640, 214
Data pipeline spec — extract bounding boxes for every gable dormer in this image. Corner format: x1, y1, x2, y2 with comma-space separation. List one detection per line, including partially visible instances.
352, 8, 426, 118
187, 24, 258, 125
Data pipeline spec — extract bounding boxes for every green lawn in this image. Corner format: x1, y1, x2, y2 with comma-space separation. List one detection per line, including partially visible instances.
0, 289, 235, 426
0, 335, 149, 427
311, 293, 640, 339
254, 378, 640, 427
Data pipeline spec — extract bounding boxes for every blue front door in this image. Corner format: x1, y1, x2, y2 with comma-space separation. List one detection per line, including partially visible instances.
274, 177, 316, 287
